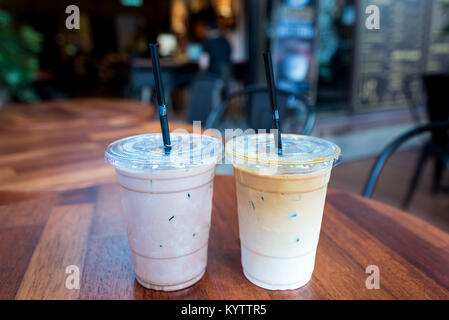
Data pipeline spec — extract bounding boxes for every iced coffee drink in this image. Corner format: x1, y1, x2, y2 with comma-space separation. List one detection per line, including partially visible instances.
105, 132, 222, 291
226, 133, 340, 290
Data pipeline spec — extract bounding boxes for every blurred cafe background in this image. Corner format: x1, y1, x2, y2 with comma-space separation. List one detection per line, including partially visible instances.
0, 0, 448, 231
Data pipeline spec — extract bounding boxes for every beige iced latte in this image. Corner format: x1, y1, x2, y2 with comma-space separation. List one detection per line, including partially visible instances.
226, 133, 340, 290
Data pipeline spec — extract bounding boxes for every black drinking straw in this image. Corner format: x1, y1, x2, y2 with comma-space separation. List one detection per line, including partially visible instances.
149, 43, 171, 152
263, 51, 282, 155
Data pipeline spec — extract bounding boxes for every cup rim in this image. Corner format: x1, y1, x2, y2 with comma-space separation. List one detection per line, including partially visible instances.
105, 132, 223, 172
225, 133, 341, 167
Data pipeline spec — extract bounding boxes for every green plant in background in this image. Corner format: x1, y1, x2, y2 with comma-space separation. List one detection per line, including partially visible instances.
0, 9, 42, 102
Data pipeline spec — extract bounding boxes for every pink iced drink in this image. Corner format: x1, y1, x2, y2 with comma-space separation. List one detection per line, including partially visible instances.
105, 133, 222, 291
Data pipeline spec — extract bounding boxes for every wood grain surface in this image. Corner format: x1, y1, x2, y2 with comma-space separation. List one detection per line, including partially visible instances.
0, 99, 198, 193
1, 98, 448, 300
1, 176, 448, 300
0, 98, 153, 130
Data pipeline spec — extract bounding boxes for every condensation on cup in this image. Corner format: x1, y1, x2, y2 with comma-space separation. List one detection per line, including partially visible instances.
105, 132, 222, 291
226, 133, 341, 290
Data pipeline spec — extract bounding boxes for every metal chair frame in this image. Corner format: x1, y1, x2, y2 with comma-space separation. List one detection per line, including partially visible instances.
363, 120, 449, 207
205, 84, 315, 135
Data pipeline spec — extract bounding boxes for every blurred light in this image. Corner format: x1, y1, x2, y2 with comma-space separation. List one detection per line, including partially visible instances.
284, 55, 309, 81
186, 43, 203, 60
65, 43, 77, 56
172, 0, 188, 34
120, 0, 143, 7
276, 23, 315, 39
157, 34, 177, 56
286, 0, 310, 8
217, 0, 232, 17
190, 0, 208, 13
341, 5, 355, 26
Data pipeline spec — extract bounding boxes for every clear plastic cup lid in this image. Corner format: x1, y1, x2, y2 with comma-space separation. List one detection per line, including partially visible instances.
105, 133, 222, 171
226, 133, 341, 168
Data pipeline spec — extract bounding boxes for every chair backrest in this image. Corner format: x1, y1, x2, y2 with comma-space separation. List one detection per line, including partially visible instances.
126, 67, 174, 104
205, 84, 315, 135
186, 73, 224, 124
423, 73, 449, 122
403, 73, 423, 123
423, 73, 449, 146
363, 120, 449, 198
247, 90, 288, 131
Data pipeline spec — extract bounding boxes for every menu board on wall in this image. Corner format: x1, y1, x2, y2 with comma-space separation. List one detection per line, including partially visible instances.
425, 0, 449, 72
351, 0, 440, 111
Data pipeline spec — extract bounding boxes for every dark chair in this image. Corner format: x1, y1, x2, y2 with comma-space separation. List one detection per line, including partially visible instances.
186, 73, 224, 124
205, 84, 315, 135
423, 74, 449, 193
125, 66, 174, 105
403, 73, 424, 123
363, 120, 449, 208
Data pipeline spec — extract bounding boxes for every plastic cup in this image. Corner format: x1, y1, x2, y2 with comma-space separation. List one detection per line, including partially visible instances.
225, 133, 341, 290
105, 132, 222, 291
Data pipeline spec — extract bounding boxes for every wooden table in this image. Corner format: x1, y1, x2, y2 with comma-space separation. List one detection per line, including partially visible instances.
0, 99, 197, 195
0, 98, 154, 130
1, 175, 448, 300
1, 99, 449, 299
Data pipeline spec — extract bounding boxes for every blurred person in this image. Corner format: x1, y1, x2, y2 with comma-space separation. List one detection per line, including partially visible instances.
198, 21, 231, 78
